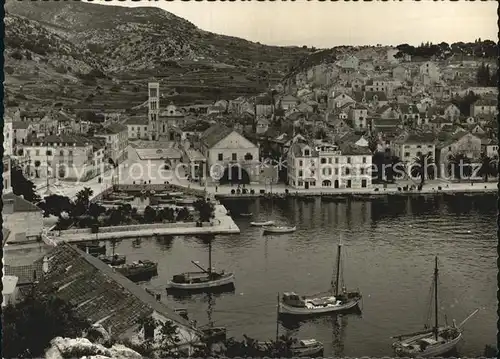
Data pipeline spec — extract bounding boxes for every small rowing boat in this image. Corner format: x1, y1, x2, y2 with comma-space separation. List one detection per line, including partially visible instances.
263, 225, 296, 234
250, 220, 275, 227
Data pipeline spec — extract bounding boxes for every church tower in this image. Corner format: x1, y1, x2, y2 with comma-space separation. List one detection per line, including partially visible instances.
148, 82, 160, 140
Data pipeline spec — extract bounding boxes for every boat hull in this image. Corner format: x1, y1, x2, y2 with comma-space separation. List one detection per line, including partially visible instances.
167, 273, 235, 291
250, 221, 275, 227
393, 331, 462, 357
291, 346, 324, 357
279, 298, 360, 316
263, 226, 296, 234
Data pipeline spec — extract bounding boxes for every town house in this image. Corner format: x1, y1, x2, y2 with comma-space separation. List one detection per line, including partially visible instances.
21, 134, 106, 181
287, 141, 372, 190
348, 105, 369, 131
470, 98, 498, 117
330, 93, 356, 110
435, 131, 482, 177
125, 116, 149, 140
419, 61, 441, 83
199, 125, 260, 184
94, 122, 129, 165
391, 132, 436, 165
279, 95, 300, 110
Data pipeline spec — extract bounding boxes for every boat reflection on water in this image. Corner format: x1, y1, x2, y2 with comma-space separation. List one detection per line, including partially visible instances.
279, 305, 362, 330
167, 284, 236, 300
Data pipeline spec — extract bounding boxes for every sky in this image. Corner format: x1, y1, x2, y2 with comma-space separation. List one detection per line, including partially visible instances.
94, 0, 497, 48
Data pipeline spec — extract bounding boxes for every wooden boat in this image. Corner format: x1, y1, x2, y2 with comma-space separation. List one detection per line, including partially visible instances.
176, 197, 198, 205
263, 225, 297, 234
201, 326, 227, 342
392, 257, 479, 357
250, 220, 275, 227
168, 192, 184, 197
166, 239, 235, 291
157, 198, 175, 204
279, 237, 361, 316
113, 260, 158, 282
101, 199, 124, 205
108, 193, 134, 201
77, 243, 106, 256
291, 339, 324, 357
240, 212, 253, 217
258, 295, 324, 357
98, 254, 126, 266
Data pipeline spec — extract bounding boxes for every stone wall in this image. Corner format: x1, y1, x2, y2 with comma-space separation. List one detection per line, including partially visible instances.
57, 221, 213, 236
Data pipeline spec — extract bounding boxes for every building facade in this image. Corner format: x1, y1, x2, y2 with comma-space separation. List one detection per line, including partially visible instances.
94, 123, 129, 165
287, 141, 372, 190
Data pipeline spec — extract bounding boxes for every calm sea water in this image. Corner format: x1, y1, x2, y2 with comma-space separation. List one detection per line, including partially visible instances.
110, 194, 497, 357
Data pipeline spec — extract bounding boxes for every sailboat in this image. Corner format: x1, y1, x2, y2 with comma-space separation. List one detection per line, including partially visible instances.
98, 239, 126, 266
279, 237, 362, 316
391, 257, 479, 357
257, 293, 324, 357
166, 237, 235, 291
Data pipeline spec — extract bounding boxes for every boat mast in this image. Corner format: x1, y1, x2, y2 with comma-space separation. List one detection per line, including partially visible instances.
276, 292, 280, 342
208, 239, 212, 275
434, 256, 438, 340
334, 238, 342, 297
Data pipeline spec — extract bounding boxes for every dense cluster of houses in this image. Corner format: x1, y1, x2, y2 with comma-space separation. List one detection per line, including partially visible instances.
4, 51, 499, 192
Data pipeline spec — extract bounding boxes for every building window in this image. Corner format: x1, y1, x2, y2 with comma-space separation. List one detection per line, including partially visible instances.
360, 168, 365, 175
304, 149, 310, 156
232, 153, 237, 161
404, 152, 410, 158
35, 150, 40, 156
345, 168, 350, 175
448, 147, 452, 151
362, 157, 366, 164
298, 181, 303, 186
218, 153, 223, 161
335, 158, 339, 164
321, 158, 326, 164
311, 181, 316, 186
328, 158, 332, 164
416, 145, 422, 149
347, 157, 351, 164
299, 160, 303, 166
299, 170, 303, 177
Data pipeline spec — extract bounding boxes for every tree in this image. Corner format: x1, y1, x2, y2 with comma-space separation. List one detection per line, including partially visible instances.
411, 153, 434, 185
194, 198, 215, 223
143, 206, 157, 223
34, 160, 41, 178
11, 166, 41, 203
88, 202, 106, 221
448, 153, 472, 181
3, 294, 90, 359
73, 187, 94, 217
478, 153, 495, 182
39, 194, 73, 218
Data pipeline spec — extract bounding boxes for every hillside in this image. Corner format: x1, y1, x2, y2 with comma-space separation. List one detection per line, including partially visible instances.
5, 0, 311, 109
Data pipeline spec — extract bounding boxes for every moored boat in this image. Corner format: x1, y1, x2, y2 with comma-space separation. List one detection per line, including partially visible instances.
77, 243, 106, 256
391, 257, 479, 357
98, 254, 126, 266
176, 197, 198, 205
263, 225, 297, 234
290, 339, 324, 357
113, 260, 158, 282
201, 326, 227, 342
279, 237, 361, 316
166, 239, 235, 291
250, 220, 275, 227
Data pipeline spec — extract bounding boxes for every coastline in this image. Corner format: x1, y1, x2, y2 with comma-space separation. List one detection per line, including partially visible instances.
212, 182, 498, 199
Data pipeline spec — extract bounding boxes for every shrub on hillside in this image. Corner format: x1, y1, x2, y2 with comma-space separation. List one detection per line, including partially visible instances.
11, 51, 23, 60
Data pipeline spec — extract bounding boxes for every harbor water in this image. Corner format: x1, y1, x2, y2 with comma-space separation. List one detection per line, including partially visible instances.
109, 193, 497, 357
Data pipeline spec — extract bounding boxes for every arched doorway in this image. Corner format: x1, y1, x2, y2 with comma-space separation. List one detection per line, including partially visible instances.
322, 180, 331, 187
219, 165, 250, 185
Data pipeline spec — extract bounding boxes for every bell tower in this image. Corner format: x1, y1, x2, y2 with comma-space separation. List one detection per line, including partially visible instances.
148, 82, 160, 140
